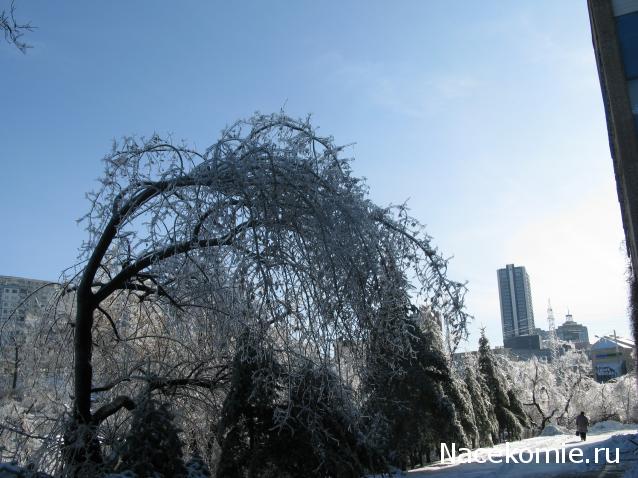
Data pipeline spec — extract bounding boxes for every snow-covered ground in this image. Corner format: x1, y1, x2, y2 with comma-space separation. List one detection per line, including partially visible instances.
408, 422, 638, 477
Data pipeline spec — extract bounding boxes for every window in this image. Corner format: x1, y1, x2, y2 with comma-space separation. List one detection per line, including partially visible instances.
616, 11, 638, 80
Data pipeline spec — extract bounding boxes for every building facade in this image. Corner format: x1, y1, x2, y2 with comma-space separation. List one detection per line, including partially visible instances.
556, 313, 590, 346
588, 0, 638, 277
0, 275, 57, 328
591, 335, 635, 382
0, 276, 59, 390
497, 264, 535, 341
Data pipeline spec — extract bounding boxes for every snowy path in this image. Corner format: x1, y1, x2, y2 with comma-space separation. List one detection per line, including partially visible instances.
407, 426, 638, 477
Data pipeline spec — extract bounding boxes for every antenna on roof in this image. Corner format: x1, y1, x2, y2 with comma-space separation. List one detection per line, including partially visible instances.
547, 299, 555, 331
547, 299, 558, 362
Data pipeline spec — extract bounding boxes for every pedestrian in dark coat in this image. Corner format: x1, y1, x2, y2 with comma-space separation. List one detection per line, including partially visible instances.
576, 411, 589, 441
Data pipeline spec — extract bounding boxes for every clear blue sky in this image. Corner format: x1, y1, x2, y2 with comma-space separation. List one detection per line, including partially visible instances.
0, 1, 629, 348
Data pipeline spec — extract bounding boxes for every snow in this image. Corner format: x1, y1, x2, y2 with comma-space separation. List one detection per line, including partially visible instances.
590, 420, 634, 433
539, 425, 567, 437
0, 463, 53, 477
0, 464, 23, 478
626, 461, 638, 478
404, 424, 638, 477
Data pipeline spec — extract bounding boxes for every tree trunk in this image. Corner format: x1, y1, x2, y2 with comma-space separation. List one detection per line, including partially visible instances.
64, 288, 103, 473
74, 293, 94, 425
11, 344, 19, 390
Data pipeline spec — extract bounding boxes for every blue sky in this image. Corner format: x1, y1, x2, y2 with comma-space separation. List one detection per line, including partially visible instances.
0, 1, 629, 348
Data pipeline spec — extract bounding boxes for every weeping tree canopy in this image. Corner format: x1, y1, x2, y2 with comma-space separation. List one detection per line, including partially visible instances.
66, 113, 470, 467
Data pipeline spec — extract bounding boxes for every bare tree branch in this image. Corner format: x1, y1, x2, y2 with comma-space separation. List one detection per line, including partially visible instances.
0, 1, 34, 53
91, 395, 136, 425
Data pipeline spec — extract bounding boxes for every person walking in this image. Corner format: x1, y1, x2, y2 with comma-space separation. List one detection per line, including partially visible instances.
576, 411, 589, 441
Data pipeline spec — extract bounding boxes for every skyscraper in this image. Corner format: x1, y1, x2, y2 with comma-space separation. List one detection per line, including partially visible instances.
497, 264, 535, 341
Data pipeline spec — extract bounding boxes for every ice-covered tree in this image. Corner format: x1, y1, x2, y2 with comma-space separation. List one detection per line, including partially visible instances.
270, 360, 379, 478
418, 311, 475, 451
612, 372, 638, 422
362, 267, 467, 470
215, 332, 281, 477
509, 350, 592, 431
59, 113, 469, 470
109, 398, 187, 477
507, 389, 529, 430
458, 357, 499, 446
216, 339, 378, 478
478, 331, 527, 441
517, 357, 557, 430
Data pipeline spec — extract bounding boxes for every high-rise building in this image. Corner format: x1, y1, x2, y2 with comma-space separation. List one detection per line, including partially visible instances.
497, 264, 535, 341
588, 1, 638, 279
